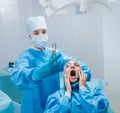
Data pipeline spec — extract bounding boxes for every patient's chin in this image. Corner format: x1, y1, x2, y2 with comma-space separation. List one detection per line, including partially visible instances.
70, 78, 78, 83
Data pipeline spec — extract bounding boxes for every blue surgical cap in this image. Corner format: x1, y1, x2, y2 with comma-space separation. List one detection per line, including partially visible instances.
25, 16, 47, 36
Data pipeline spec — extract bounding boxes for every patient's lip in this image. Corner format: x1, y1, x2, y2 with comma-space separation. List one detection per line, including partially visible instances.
70, 70, 76, 76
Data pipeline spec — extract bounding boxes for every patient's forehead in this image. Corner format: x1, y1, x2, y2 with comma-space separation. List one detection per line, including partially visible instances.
67, 60, 78, 64
66, 60, 80, 67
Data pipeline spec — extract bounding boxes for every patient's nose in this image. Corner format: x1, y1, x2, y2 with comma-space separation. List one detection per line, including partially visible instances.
71, 64, 75, 68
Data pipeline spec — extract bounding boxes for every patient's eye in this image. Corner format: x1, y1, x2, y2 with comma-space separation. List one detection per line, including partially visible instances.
74, 62, 80, 67
65, 64, 70, 68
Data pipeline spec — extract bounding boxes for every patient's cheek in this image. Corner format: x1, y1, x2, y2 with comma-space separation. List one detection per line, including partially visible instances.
64, 70, 69, 76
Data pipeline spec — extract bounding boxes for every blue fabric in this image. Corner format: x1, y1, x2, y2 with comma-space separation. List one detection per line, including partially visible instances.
32, 52, 62, 81
0, 90, 20, 113
11, 47, 91, 113
45, 86, 109, 113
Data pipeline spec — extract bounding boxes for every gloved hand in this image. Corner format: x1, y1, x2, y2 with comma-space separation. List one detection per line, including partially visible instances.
32, 52, 62, 81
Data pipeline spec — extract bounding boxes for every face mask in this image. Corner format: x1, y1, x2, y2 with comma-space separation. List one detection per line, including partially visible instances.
31, 35, 48, 48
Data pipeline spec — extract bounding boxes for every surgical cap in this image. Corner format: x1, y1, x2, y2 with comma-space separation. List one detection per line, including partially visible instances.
25, 16, 47, 35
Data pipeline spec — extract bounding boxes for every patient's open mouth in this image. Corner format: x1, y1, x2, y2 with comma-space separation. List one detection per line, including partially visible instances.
70, 70, 76, 76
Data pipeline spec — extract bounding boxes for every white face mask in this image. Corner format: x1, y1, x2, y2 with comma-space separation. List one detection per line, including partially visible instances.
31, 35, 48, 48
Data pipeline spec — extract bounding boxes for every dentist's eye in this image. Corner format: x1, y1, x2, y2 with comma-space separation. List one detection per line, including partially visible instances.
42, 30, 47, 34
34, 32, 39, 35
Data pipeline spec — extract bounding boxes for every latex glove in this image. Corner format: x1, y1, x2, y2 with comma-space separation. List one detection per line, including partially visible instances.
32, 52, 61, 81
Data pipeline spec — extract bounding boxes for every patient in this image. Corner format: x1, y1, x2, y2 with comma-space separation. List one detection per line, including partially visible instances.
44, 60, 109, 113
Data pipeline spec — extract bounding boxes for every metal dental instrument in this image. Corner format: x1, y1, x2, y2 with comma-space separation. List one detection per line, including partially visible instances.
52, 43, 57, 57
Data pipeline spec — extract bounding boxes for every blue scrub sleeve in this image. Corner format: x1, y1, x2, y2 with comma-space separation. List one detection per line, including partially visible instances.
79, 86, 109, 113
32, 52, 61, 81
45, 91, 70, 113
11, 50, 62, 89
11, 57, 35, 89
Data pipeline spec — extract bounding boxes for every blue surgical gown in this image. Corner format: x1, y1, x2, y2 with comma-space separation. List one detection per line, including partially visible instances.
45, 86, 109, 113
11, 47, 91, 113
